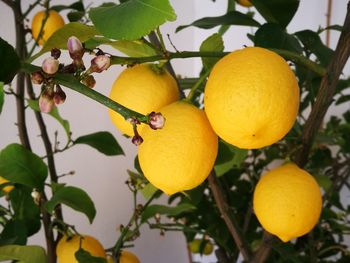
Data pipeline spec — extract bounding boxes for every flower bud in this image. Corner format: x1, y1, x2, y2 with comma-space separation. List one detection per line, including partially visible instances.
148, 112, 165, 130
31, 71, 44, 85
54, 85, 66, 105
90, 55, 110, 73
131, 135, 143, 146
67, 36, 84, 60
51, 48, 61, 59
127, 117, 141, 125
39, 88, 55, 113
31, 189, 41, 205
42, 57, 59, 75
81, 75, 96, 89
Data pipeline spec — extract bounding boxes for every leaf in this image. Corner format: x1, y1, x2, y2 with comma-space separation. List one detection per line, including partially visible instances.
0, 38, 20, 84
254, 23, 303, 53
0, 82, 4, 114
176, 10, 260, 32
74, 131, 124, 156
110, 40, 158, 57
0, 245, 47, 263
335, 95, 350, 105
0, 220, 28, 246
315, 174, 332, 192
45, 186, 96, 223
140, 183, 159, 200
250, 0, 300, 28
51, 1, 85, 12
67, 11, 85, 22
141, 203, 196, 223
0, 144, 48, 189
200, 33, 224, 70
89, 0, 176, 40
27, 99, 71, 141
75, 248, 107, 263
29, 23, 99, 61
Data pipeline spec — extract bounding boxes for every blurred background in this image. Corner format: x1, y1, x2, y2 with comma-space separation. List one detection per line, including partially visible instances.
0, 0, 349, 262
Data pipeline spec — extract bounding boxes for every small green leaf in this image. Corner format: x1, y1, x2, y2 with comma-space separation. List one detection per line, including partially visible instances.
110, 40, 158, 57
0, 144, 48, 189
315, 174, 332, 192
0, 38, 20, 84
176, 11, 260, 32
45, 186, 96, 223
0, 82, 4, 114
0, 245, 47, 263
67, 11, 85, 22
141, 203, 196, 223
200, 33, 224, 70
29, 23, 99, 61
250, 0, 299, 28
335, 95, 350, 105
141, 183, 159, 200
51, 1, 85, 12
75, 248, 107, 263
89, 0, 176, 40
74, 131, 124, 156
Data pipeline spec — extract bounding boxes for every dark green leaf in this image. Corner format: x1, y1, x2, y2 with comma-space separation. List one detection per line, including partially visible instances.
0, 144, 47, 189
254, 23, 302, 53
0, 245, 47, 263
0, 220, 27, 245
29, 23, 99, 61
318, 24, 343, 34
250, 0, 299, 28
89, 0, 176, 40
314, 174, 332, 192
214, 142, 247, 176
0, 82, 4, 114
51, 1, 85, 12
74, 131, 124, 156
0, 38, 20, 84
45, 186, 96, 223
335, 95, 350, 105
75, 248, 107, 263
67, 11, 85, 22
141, 203, 196, 223
200, 33, 224, 70
176, 11, 260, 32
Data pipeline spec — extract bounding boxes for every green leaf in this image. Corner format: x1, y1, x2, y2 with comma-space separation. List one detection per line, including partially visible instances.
0, 38, 20, 84
110, 40, 158, 57
0, 245, 47, 263
67, 11, 85, 22
140, 183, 159, 200
0, 220, 27, 245
176, 11, 260, 32
200, 33, 224, 70
254, 23, 303, 53
75, 248, 107, 263
74, 131, 124, 156
315, 174, 332, 192
250, 0, 299, 28
89, 0, 176, 40
29, 23, 99, 61
335, 95, 350, 105
51, 1, 85, 12
45, 186, 96, 223
0, 82, 4, 114
141, 203, 196, 223
0, 144, 48, 189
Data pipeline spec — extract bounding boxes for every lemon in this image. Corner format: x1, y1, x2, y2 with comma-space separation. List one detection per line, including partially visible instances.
253, 163, 322, 242
56, 235, 106, 262
0, 176, 14, 193
31, 10, 65, 45
119, 250, 140, 263
138, 101, 218, 195
189, 239, 214, 255
237, 0, 253, 7
204, 47, 299, 149
109, 64, 179, 137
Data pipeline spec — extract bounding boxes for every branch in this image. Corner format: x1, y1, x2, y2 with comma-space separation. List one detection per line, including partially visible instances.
207, 171, 252, 261
1, 0, 14, 9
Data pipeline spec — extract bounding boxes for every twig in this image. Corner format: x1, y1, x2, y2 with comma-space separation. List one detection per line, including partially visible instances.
185, 70, 210, 102
0, 0, 14, 8
326, 0, 333, 47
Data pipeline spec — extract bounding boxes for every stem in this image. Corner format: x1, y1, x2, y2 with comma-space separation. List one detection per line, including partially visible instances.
155, 27, 167, 53
185, 70, 210, 102
326, 0, 333, 47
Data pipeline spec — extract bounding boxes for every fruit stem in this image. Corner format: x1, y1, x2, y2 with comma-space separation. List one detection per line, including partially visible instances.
185, 70, 210, 102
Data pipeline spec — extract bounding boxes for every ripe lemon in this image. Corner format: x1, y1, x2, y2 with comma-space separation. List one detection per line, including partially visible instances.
56, 234, 106, 262
31, 10, 64, 45
253, 163, 322, 242
0, 176, 14, 193
119, 250, 140, 263
237, 0, 252, 7
204, 47, 299, 149
138, 101, 218, 195
109, 64, 179, 137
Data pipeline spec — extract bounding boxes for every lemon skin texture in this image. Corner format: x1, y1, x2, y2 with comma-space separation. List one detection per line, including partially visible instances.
138, 101, 218, 195
204, 47, 299, 149
31, 10, 64, 45
0, 176, 14, 193
109, 64, 179, 136
253, 163, 322, 242
56, 235, 106, 262
119, 250, 140, 263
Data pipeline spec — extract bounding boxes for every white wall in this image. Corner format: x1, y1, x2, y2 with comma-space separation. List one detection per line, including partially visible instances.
0, 1, 349, 263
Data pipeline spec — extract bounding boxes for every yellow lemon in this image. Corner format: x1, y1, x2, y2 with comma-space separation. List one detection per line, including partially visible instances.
119, 250, 140, 263
31, 10, 65, 45
109, 64, 179, 137
204, 47, 299, 149
253, 163, 322, 242
56, 235, 106, 262
138, 101, 218, 195
237, 0, 253, 7
0, 176, 14, 193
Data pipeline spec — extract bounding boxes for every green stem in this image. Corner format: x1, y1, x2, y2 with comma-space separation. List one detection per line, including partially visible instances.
156, 27, 167, 53
185, 70, 211, 102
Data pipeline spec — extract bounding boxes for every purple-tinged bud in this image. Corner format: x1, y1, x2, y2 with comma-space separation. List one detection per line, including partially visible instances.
148, 112, 165, 130
42, 57, 59, 75
51, 48, 61, 59
132, 135, 143, 146
127, 117, 141, 125
90, 55, 110, 73
53, 85, 66, 105
81, 75, 96, 89
67, 36, 84, 60
31, 71, 44, 85
39, 88, 55, 113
